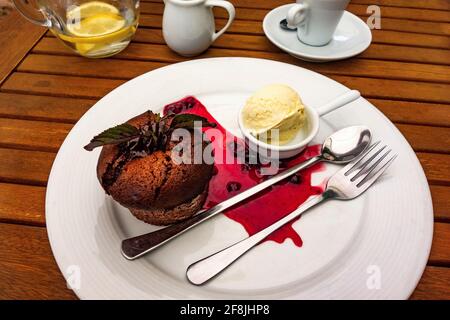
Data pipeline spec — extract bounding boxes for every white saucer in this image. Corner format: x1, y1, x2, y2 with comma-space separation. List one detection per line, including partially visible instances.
263, 4, 372, 62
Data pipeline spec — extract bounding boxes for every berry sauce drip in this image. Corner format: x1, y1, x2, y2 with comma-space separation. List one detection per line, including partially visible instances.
164, 97, 325, 247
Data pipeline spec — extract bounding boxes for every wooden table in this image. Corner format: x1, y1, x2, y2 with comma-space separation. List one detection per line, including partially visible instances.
0, 0, 449, 300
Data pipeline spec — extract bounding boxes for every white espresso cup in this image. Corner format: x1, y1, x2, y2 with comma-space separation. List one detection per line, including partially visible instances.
286, 0, 350, 46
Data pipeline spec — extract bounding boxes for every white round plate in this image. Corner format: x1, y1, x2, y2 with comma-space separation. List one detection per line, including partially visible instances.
263, 5, 372, 62
46, 58, 432, 299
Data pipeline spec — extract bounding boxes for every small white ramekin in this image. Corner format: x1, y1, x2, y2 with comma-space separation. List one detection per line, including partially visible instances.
238, 90, 360, 159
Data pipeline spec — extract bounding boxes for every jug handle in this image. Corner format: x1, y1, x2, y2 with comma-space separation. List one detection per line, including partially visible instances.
206, 0, 236, 42
12, 0, 50, 27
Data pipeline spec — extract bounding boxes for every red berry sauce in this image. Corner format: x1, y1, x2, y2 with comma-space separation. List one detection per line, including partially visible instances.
164, 97, 325, 247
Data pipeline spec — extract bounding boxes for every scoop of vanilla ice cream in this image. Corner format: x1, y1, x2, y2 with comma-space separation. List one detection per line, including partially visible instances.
242, 84, 305, 145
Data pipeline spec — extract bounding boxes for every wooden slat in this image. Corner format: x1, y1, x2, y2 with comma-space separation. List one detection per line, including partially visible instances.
18, 54, 168, 80
0, 183, 45, 226
142, 0, 450, 10
9, 73, 450, 126
129, 26, 450, 52
396, 124, 450, 154
141, 14, 261, 35
0, 118, 71, 152
20, 52, 450, 85
350, 0, 450, 11
1, 72, 125, 99
4, 72, 448, 106
0, 92, 94, 123
0, 223, 76, 299
371, 30, 450, 50
2, 69, 450, 108
418, 153, 450, 186
374, 18, 450, 36
431, 186, 450, 222
124, 28, 278, 52
430, 223, 450, 266
328, 4, 450, 23
140, 13, 450, 37
143, 0, 450, 12
2, 69, 450, 109
368, 99, 450, 127
169, 0, 450, 12
358, 44, 450, 66
0, 148, 54, 186
141, 1, 450, 23
35, 37, 450, 66
410, 266, 450, 300
211, 5, 450, 36
132, 26, 450, 62
0, 11, 46, 84
136, 14, 450, 49
332, 75, 450, 104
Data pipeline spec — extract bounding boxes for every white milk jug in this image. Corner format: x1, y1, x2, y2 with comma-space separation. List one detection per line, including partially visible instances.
163, 0, 236, 56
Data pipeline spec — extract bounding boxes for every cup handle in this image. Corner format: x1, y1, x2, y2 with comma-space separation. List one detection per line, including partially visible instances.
12, 0, 50, 27
286, 3, 309, 29
206, 0, 236, 42
316, 90, 361, 117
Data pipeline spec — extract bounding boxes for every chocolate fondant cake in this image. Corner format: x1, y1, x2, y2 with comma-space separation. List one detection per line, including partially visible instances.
85, 110, 215, 225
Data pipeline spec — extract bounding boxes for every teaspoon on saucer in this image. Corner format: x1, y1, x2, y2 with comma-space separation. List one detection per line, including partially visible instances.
280, 18, 297, 31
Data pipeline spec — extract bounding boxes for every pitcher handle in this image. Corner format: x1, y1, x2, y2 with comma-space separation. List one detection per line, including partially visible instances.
206, 0, 236, 42
12, 0, 51, 27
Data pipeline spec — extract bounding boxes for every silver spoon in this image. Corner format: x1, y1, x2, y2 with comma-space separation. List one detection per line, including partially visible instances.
280, 18, 297, 31
187, 141, 396, 285
121, 126, 371, 260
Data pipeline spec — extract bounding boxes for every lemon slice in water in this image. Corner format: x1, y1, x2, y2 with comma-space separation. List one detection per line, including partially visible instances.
66, 1, 120, 21
74, 43, 100, 55
67, 13, 126, 38
59, 2, 134, 55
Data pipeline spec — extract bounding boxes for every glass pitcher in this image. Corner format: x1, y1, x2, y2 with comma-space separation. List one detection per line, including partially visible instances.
13, 0, 140, 58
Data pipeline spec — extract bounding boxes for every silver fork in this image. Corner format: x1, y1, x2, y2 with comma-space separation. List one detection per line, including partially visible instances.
186, 142, 397, 285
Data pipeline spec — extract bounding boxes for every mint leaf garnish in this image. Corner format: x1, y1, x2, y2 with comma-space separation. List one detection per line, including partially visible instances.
84, 123, 140, 151
170, 114, 216, 129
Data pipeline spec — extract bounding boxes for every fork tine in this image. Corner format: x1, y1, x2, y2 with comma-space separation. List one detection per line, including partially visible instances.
356, 154, 397, 190
350, 146, 392, 183
343, 141, 381, 176
349, 145, 387, 180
